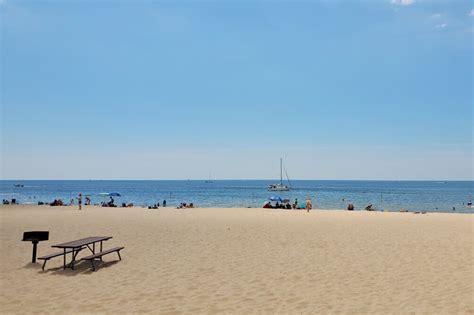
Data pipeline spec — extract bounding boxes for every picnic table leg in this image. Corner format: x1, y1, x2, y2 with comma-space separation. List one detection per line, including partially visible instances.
71, 249, 75, 270
100, 241, 103, 261
73, 248, 81, 259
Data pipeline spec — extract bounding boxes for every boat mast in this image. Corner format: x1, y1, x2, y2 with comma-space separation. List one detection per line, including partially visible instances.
280, 158, 283, 185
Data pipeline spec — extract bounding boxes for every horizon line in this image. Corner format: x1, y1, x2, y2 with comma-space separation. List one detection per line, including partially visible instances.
1, 179, 472, 182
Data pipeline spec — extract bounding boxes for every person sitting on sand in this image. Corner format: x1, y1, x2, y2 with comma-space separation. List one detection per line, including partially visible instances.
347, 203, 354, 211
292, 198, 298, 209
51, 199, 64, 206
85, 196, 91, 205
365, 203, 373, 211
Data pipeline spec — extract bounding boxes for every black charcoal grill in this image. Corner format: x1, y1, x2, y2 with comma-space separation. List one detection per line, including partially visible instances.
22, 231, 49, 263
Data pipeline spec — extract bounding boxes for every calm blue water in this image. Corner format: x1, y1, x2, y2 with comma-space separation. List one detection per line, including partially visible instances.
0, 180, 473, 213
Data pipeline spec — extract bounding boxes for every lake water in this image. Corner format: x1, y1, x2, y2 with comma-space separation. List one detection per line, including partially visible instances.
1, 180, 473, 213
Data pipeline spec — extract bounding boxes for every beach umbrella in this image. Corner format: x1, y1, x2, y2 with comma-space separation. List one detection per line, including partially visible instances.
98, 193, 121, 204
99, 192, 121, 197
269, 196, 282, 202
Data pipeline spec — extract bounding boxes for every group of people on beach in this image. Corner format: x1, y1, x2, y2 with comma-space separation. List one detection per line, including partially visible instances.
177, 202, 193, 209
148, 200, 167, 209
69, 193, 92, 210
263, 198, 377, 212
145, 200, 198, 209
263, 198, 313, 212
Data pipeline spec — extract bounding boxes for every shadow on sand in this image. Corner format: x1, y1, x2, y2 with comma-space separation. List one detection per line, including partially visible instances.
25, 260, 119, 276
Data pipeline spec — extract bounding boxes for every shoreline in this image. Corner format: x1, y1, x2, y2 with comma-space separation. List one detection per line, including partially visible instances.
1, 204, 472, 215
2, 180, 472, 213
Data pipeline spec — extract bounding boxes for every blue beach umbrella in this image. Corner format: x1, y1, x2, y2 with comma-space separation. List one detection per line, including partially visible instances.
99, 192, 121, 197
269, 196, 283, 202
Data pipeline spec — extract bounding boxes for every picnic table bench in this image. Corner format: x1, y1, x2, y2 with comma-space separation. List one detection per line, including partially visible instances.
38, 247, 84, 271
81, 247, 124, 271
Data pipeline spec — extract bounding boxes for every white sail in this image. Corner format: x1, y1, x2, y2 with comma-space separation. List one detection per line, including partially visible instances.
205, 170, 213, 183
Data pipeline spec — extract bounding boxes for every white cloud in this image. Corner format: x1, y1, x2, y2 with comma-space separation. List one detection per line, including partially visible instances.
435, 23, 448, 29
469, 9, 474, 17
430, 13, 442, 18
391, 0, 414, 6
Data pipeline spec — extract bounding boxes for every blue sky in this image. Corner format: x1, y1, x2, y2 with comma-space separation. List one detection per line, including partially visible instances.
1, 0, 473, 180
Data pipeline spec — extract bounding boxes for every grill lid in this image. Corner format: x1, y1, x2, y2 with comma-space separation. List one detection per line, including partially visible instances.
22, 231, 49, 242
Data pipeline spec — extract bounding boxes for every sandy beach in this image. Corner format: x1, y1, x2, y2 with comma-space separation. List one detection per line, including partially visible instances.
0, 205, 472, 314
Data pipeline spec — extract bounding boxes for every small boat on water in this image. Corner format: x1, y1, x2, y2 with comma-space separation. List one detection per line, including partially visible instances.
268, 158, 291, 191
13, 184, 24, 188
205, 170, 213, 183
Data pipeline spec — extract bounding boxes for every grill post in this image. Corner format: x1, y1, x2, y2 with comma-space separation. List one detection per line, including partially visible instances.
32, 240, 38, 263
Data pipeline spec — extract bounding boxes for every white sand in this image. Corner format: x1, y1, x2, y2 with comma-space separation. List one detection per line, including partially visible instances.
0, 205, 472, 314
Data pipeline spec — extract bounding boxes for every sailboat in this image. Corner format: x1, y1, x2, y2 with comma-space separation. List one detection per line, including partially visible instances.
268, 158, 291, 191
205, 170, 213, 183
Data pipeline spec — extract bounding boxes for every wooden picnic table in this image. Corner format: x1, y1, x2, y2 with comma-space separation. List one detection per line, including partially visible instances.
52, 236, 112, 270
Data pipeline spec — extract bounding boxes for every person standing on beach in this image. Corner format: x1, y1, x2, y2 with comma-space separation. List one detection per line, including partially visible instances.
305, 197, 312, 213
78, 193, 82, 210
